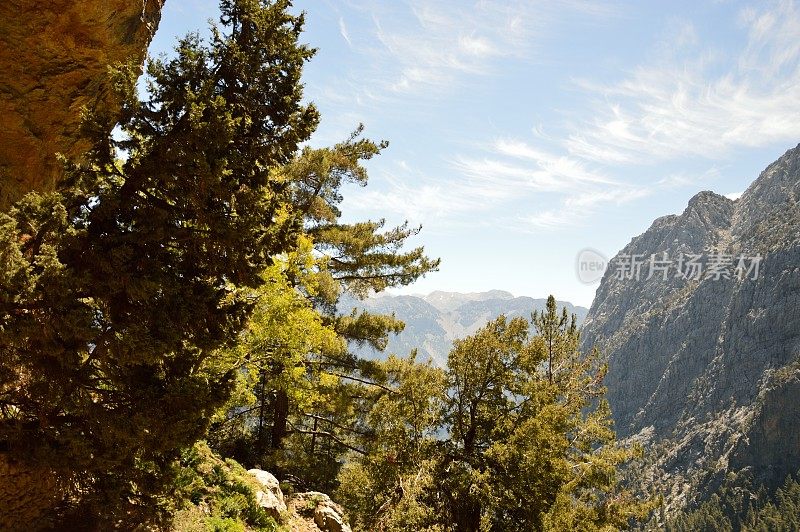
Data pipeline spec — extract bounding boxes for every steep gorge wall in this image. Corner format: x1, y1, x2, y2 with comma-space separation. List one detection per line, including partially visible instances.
0, 0, 164, 208
581, 144, 800, 512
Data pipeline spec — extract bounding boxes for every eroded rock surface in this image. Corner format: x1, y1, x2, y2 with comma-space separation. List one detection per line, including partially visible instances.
0, 457, 64, 530
248, 468, 288, 519
288, 492, 352, 532
0, 0, 163, 208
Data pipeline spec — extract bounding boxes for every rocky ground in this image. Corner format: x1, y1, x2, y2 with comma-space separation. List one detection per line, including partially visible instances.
247, 469, 351, 532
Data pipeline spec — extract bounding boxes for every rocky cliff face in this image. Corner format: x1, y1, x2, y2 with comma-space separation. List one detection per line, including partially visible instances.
0, 0, 164, 208
581, 144, 800, 512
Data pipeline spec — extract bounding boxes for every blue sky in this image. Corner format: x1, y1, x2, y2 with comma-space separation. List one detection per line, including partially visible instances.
149, 1, 800, 307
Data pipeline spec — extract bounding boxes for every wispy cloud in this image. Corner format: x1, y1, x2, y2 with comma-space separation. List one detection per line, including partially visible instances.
519, 210, 579, 230
566, 1, 800, 165
339, 0, 616, 97
336, 1, 799, 234
346, 137, 643, 232
345, 172, 485, 227
492, 139, 617, 187
428, 1, 800, 231
338, 17, 352, 47
657, 167, 721, 189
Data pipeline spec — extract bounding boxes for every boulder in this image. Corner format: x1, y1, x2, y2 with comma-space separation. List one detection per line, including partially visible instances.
247, 468, 287, 519
290, 491, 352, 532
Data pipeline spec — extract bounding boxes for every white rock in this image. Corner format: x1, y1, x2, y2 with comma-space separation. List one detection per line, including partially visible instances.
292, 491, 352, 532
247, 468, 287, 519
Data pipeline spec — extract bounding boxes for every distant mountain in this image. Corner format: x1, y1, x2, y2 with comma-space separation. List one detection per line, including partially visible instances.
342, 291, 588, 366
581, 143, 800, 515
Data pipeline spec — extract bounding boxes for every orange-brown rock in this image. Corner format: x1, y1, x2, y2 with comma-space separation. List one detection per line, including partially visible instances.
0, 0, 164, 209
0, 456, 65, 530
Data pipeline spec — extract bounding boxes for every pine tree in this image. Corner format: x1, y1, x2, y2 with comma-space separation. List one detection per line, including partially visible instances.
336, 354, 447, 531
209, 131, 439, 490
338, 296, 656, 531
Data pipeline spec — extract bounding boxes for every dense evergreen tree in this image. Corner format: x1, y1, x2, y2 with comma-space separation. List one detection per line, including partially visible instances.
0, 0, 417, 525
338, 296, 656, 531
665, 471, 800, 532
336, 353, 448, 531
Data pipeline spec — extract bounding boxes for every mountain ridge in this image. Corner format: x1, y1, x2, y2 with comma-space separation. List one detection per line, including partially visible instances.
343, 291, 588, 366
581, 143, 800, 513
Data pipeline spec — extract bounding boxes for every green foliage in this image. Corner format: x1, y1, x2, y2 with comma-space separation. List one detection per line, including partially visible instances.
337, 354, 447, 531
172, 442, 280, 532
0, 2, 658, 531
338, 296, 657, 531
665, 471, 800, 532
285, 126, 439, 301
0, 0, 319, 525
209, 248, 346, 465
208, 131, 438, 492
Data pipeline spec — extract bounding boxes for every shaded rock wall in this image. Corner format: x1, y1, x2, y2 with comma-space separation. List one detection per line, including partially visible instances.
0, 457, 64, 530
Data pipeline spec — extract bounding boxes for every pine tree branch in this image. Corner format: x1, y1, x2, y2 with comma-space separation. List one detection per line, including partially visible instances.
328, 372, 398, 394
300, 412, 371, 435
287, 427, 367, 455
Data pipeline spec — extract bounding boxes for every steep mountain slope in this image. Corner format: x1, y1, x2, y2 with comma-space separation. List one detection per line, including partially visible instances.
581, 144, 800, 512
343, 291, 588, 366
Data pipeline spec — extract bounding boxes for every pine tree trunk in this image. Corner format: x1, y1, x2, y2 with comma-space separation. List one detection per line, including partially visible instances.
270, 389, 289, 450
256, 369, 268, 457
310, 416, 318, 455
453, 499, 481, 532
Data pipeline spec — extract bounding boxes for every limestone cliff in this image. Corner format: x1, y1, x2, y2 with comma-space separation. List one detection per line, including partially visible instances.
581, 144, 800, 513
0, 0, 164, 208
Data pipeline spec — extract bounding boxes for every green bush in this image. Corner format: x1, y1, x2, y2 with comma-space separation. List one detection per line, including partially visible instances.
172, 442, 281, 532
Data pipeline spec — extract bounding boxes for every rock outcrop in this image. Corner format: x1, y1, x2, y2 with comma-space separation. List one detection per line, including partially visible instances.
287, 492, 352, 532
0, 457, 64, 530
0, 0, 164, 208
581, 144, 800, 513
248, 468, 288, 520
243, 469, 354, 532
